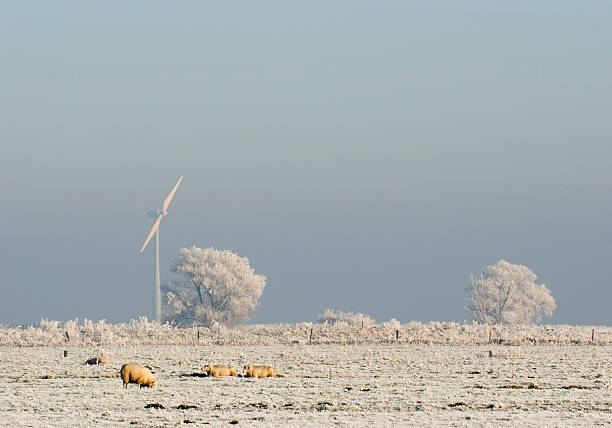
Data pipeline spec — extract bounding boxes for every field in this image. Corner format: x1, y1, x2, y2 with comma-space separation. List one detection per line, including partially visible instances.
1, 344, 610, 427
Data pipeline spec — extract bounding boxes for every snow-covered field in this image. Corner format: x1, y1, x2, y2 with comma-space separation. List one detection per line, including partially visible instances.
1, 344, 610, 427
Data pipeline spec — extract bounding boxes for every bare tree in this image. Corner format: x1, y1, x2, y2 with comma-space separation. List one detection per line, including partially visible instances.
465, 260, 556, 325
163, 246, 266, 326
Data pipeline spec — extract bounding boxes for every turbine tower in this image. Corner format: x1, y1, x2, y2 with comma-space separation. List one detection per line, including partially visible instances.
139, 176, 183, 323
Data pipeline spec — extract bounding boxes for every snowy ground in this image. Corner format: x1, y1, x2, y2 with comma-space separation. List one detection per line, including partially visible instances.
0, 345, 610, 427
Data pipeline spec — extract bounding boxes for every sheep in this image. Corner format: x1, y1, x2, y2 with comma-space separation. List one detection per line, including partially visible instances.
203, 364, 238, 377
85, 357, 110, 365
244, 365, 277, 378
120, 364, 157, 389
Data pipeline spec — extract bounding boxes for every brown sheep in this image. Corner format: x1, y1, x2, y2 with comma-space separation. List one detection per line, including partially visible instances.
120, 364, 157, 389
203, 364, 238, 377
244, 365, 277, 378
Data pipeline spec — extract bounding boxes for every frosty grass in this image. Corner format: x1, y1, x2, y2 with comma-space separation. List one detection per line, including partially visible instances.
1, 344, 610, 427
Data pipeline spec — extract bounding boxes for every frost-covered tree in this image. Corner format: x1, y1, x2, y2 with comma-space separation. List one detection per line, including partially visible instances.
465, 260, 556, 325
163, 246, 266, 326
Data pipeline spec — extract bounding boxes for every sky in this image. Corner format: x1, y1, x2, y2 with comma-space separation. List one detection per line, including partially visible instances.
1, 1, 611, 326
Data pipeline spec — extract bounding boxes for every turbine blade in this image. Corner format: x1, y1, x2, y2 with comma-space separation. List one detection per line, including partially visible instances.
140, 215, 163, 253
162, 176, 183, 213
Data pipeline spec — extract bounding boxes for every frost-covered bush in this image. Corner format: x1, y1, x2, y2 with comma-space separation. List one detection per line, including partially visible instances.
0, 319, 609, 347
164, 246, 266, 327
317, 309, 375, 327
383, 318, 401, 329
465, 260, 556, 325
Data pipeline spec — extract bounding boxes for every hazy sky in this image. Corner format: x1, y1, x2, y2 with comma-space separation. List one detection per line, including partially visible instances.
1, 1, 611, 326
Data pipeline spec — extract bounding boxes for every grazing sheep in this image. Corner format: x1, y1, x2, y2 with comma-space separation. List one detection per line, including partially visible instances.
85, 357, 110, 365
120, 364, 157, 389
244, 365, 277, 378
203, 364, 238, 377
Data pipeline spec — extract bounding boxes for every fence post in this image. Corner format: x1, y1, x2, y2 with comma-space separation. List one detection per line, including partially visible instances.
592, 328, 595, 343
395, 329, 399, 340
309, 328, 313, 343
197, 330, 200, 342
488, 329, 492, 344
65, 331, 70, 341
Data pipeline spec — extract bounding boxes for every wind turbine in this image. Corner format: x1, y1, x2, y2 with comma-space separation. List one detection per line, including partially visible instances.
139, 176, 183, 323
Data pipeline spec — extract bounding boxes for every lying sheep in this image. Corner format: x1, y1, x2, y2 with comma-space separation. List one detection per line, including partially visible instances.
244, 365, 277, 378
203, 364, 237, 377
85, 357, 110, 365
120, 364, 157, 389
